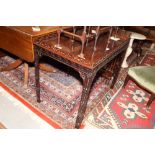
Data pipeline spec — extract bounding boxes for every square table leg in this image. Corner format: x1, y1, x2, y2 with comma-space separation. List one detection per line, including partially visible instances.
34, 47, 41, 103
110, 51, 126, 89
75, 71, 96, 129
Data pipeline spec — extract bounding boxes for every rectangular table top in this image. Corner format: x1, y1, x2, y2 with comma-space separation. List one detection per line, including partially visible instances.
34, 30, 129, 70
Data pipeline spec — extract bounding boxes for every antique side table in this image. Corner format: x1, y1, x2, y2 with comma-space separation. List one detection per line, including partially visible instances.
34, 31, 129, 129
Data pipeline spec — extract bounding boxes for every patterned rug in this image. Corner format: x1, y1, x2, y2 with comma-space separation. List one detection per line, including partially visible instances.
84, 52, 155, 128
0, 55, 109, 128
0, 51, 155, 128
85, 80, 155, 128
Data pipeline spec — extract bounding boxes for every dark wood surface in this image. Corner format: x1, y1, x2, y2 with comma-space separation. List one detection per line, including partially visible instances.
34, 29, 129, 128
34, 29, 128, 69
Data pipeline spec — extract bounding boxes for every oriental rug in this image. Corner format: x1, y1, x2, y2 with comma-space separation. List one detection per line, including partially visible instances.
0, 51, 154, 128
0, 55, 108, 128
84, 52, 155, 128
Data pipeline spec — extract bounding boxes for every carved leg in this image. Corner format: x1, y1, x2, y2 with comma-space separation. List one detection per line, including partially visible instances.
137, 41, 143, 57
24, 63, 29, 87
34, 48, 41, 103
147, 94, 155, 107
121, 38, 134, 68
123, 75, 130, 88
0, 59, 23, 72
110, 52, 126, 89
136, 40, 143, 65
75, 72, 96, 129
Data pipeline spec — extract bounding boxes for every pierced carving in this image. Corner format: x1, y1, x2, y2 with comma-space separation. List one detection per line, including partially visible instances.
33, 27, 129, 129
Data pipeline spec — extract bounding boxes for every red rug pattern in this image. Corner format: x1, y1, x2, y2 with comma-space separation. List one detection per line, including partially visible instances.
85, 52, 155, 128
105, 81, 155, 128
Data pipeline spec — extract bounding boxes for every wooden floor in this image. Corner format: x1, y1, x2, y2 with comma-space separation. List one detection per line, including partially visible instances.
0, 122, 6, 129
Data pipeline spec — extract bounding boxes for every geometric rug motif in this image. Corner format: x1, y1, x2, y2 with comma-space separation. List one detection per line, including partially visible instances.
0, 52, 155, 129
84, 52, 155, 128
101, 80, 155, 128
0, 55, 108, 128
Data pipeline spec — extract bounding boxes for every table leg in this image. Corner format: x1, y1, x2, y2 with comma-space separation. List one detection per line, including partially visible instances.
75, 72, 96, 129
34, 49, 41, 103
136, 40, 144, 65
24, 63, 29, 88
110, 52, 126, 89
